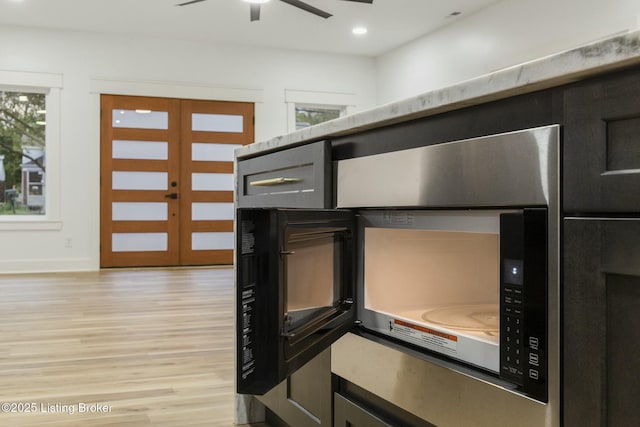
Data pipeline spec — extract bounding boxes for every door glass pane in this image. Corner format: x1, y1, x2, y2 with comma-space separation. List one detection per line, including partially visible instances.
112, 233, 168, 252
192, 142, 241, 162
112, 109, 168, 129
192, 113, 243, 133
191, 232, 234, 250
285, 230, 338, 331
112, 140, 168, 160
112, 202, 168, 221
191, 173, 233, 191
112, 171, 167, 190
192, 202, 234, 221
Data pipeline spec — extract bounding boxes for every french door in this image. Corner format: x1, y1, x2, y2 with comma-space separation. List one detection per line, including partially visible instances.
100, 95, 253, 267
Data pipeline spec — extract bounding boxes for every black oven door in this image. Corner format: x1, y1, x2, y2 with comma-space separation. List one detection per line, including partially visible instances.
237, 209, 356, 395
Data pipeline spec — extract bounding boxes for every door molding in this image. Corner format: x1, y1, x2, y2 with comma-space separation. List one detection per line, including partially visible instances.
90, 78, 263, 103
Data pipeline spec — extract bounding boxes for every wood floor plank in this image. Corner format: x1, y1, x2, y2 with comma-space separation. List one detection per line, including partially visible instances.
0, 268, 239, 426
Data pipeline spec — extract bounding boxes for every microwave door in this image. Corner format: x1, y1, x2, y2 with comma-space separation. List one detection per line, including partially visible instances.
236, 209, 357, 396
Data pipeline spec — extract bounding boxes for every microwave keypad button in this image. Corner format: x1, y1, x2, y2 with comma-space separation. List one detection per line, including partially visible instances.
504, 295, 513, 304
529, 336, 539, 350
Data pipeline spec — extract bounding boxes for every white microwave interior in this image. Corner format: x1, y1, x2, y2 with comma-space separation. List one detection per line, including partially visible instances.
362, 211, 502, 372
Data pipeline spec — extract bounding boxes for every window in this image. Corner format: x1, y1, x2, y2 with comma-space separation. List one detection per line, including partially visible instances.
0, 90, 47, 215
285, 89, 356, 133
294, 105, 343, 130
0, 70, 61, 226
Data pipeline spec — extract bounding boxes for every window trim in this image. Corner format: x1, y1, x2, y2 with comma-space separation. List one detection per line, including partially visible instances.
0, 70, 63, 230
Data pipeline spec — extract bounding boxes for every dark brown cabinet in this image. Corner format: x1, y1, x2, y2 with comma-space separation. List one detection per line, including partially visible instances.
563, 66, 640, 426
563, 68, 640, 213
563, 219, 640, 426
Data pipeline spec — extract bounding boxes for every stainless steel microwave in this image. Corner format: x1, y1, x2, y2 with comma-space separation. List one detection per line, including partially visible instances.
236, 125, 559, 418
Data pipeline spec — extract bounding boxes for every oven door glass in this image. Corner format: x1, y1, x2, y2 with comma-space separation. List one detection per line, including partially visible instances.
284, 228, 343, 334
281, 221, 355, 364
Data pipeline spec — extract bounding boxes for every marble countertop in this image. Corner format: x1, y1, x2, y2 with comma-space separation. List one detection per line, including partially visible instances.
237, 30, 640, 159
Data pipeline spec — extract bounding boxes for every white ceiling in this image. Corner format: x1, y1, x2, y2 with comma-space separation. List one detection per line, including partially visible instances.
0, 0, 502, 56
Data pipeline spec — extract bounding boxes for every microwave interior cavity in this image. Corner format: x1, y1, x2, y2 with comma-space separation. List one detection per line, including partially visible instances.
357, 209, 548, 402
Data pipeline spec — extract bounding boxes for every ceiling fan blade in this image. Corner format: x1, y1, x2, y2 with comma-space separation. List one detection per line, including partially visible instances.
340, 0, 373, 3
176, 0, 207, 6
279, 0, 332, 19
250, 3, 261, 21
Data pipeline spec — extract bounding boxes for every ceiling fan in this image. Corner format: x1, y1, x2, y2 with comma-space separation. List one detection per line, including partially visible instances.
177, 0, 373, 22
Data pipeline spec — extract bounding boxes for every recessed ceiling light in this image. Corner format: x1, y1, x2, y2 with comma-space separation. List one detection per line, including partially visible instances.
352, 26, 368, 36
244, 0, 270, 4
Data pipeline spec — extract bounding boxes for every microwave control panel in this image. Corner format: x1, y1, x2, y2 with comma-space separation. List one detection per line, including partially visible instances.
499, 209, 548, 403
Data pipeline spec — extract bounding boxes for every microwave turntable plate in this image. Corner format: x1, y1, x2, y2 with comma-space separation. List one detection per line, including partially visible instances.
421, 304, 499, 334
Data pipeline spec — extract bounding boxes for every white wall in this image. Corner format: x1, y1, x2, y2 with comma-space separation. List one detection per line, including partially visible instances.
376, 0, 640, 104
0, 25, 376, 273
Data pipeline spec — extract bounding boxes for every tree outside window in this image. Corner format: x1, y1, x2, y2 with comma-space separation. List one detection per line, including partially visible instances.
295, 105, 343, 130
0, 91, 46, 215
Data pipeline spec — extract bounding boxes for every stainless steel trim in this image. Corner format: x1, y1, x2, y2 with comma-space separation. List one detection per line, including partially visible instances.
336, 125, 559, 208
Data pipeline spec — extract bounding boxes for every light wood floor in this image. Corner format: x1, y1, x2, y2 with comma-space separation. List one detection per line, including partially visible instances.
0, 267, 241, 426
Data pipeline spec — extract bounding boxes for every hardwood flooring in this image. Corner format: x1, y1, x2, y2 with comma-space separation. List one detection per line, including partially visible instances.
0, 267, 240, 426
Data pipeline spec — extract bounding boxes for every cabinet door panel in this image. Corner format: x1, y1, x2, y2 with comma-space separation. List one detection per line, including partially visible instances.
258, 349, 331, 427
563, 68, 640, 213
564, 219, 640, 426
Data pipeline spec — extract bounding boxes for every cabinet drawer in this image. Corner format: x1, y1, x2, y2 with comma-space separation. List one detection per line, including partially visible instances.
237, 141, 331, 208
334, 393, 392, 427
563, 67, 640, 213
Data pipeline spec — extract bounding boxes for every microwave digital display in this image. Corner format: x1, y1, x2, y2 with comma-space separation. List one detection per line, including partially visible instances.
503, 259, 524, 286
